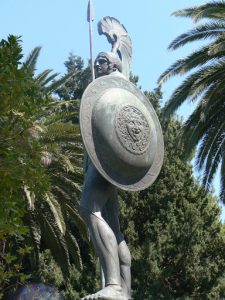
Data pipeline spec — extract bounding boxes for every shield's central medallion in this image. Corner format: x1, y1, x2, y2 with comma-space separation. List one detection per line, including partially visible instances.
115, 105, 151, 155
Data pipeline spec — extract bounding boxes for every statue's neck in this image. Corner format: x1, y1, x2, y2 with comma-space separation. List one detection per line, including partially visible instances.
109, 70, 126, 79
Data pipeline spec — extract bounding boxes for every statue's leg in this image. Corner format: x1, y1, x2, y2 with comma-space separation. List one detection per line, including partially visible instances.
80, 163, 125, 300
103, 192, 131, 300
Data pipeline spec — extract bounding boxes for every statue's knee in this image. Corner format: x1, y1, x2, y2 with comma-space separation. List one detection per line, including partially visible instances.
118, 241, 131, 267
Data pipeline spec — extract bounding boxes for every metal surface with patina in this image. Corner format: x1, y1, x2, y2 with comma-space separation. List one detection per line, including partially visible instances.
80, 74, 164, 191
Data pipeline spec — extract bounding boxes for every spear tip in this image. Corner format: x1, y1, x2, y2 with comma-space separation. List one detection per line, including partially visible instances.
87, 0, 94, 22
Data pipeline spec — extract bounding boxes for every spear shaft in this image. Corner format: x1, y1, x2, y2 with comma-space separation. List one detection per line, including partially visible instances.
87, 1, 105, 289
87, 0, 95, 81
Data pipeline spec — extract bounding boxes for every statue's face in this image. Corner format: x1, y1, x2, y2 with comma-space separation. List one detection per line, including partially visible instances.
94, 55, 113, 77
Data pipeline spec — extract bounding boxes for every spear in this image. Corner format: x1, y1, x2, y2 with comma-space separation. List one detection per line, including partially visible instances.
87, 1, 105, 289
87, 0, 95, 81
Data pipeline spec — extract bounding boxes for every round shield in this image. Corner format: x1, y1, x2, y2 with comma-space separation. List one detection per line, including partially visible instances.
80, 75, 164, 191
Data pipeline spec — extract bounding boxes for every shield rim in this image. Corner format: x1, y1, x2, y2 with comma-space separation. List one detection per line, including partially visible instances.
80, 75, 164, 191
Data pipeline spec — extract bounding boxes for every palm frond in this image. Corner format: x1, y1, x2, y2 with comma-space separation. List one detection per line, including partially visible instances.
46, 71, 77, 94
196, 121, 224, 170
47, 99, 78, 108
181, 104, 224, 189
41, 122, 81, 144
35, 69, 53, 84
55, 174, 82, 193
193, 80, 225, 120
52, 185, 72, 202
220, 157, 225, 203
45, 193, 66, 234
65, 230, 82, 269
164, 60, 225, 115
65, 203, 90, 243
203, 132, 224, 187
163, 69, 207, 116
159, 38, 225, 85
37, 211, 71, 278
36, 71, 60, 88
183, 98, 224, 156
159, 45, 215, 84
161, 1, 225, 203
62, 143, 83, 155
23, 46, 41, 74
172, 2, 225, 23
188, 60, 225, 101
26, 211, 41, 267
43, 111, 79, 126
168, 22, 225, 50
58, 153, 77, 173
208, 37, 225, 54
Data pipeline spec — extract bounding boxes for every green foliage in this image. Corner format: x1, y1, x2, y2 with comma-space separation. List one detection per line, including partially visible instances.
38, 249, 64, 287
22, 47, 90, 279
0, 240, 32, 299
129, 72, 139, 86
22, 46, 72, 94
55, 53, 91, 100
0, 38, 89, 297
0, 35, 49, 233
158, 1, 225, 202
0, 35, 50, 297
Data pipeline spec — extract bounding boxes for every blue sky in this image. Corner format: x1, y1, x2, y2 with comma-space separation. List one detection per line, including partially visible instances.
1, 0, 206, 94
1, 0, 223, 217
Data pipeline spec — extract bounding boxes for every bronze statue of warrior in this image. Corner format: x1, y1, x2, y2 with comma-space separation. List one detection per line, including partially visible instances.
79, 16, 164, 300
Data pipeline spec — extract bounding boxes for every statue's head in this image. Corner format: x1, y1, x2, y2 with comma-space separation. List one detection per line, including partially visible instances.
94, 52, 122, 78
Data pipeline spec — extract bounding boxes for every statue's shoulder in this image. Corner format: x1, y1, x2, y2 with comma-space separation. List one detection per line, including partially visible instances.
109, 71, 126, 80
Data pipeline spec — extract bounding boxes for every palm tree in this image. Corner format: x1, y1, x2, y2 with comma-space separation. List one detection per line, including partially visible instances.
21, 47, 89, 277
158, 1, 225, 202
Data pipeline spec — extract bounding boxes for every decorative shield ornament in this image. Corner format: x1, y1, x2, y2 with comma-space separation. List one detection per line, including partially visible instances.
80, 75, 164, 191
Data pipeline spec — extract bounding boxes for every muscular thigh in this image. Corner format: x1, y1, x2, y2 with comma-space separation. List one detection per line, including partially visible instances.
80, 162, 116, 213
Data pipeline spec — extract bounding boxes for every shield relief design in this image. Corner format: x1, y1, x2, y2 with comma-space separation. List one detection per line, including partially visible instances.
115, 105, 151, 155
